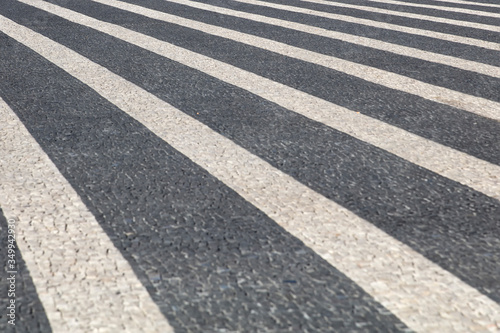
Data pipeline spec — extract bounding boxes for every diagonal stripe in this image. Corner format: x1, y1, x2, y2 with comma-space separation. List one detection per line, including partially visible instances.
2, 12, 500, 333
0, 33, 411, 333
14, 0, 500, 195
290, 0, 500, 29
180, 0, 500, 50
259, 0, 500, 30
148, 0, 500, 115
118, 0, 500, 67
0, 98, 175, 332
6, 0, 500, 307
359, 0, 500, 16
92, 0, 500, 80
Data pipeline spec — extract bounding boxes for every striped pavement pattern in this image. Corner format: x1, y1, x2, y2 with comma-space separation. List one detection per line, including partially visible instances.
0, 0, 499, 331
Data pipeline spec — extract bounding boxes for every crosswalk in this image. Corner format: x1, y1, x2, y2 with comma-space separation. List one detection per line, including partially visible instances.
0, 0, 499, 331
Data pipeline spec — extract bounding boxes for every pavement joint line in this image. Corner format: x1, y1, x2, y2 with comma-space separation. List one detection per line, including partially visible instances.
96, 0, 500, 79
158, 0, 500, 119
2, 13, 500, 333
185, 0, 500, 51
256, 0, 500, 31
358, 0, 500, 17
13, 0, 500, 202
0, 97, 175, 333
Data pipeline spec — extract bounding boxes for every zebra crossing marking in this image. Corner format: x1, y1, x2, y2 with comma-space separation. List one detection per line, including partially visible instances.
158, 0, 500, 119
95, 0, 500, 79
16, 0, 500, 201
273, 0, 500, 31
357, 0, 500, 17
184, 0, 500, 50
402, 0, 500, 9
1, 11, 500, 332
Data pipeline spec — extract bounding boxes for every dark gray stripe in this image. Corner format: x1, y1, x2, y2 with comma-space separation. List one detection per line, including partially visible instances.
313, 0, 500, 25
3, 0, 500, 307
190, 0, 500, 43
0, 30, 411, 333
0, 209, 52, 333
39, 0, 500, 165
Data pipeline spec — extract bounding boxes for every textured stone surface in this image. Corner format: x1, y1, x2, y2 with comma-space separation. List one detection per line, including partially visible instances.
0, 98, 173, 332
4, 0, 500, 304
0, 0, 499, 332
0, 36, 409, 333
0, 212, 52, 333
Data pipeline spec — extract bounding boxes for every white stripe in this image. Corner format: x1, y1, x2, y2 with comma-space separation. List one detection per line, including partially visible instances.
329, 0, 500, 18
178, 0, 500, 51
2, 14, 500, 333
0, 97, 174, 332
14, 0, 500, 201
272, 0, 500, 32
95, 0, 500, 79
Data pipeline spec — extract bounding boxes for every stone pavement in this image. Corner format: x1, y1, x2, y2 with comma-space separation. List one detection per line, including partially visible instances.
0, 0, 499, 331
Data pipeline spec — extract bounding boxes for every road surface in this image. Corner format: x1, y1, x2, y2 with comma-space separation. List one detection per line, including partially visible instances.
0, 0, 499, 331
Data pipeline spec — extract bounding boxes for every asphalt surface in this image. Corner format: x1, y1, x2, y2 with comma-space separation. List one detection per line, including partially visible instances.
0, 0, 499, 332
